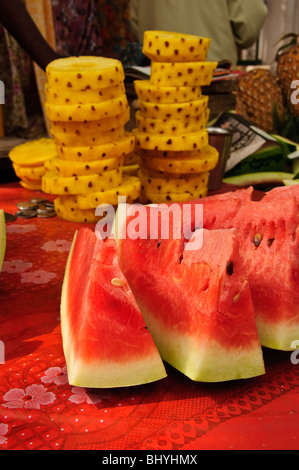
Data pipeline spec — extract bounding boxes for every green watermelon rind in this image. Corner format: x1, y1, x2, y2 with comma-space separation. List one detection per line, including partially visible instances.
135, 305, 266, 383
223, 172, 294, 187
61, 230, 167, 389
257, 317, 299, 352
0, 210, 6, 273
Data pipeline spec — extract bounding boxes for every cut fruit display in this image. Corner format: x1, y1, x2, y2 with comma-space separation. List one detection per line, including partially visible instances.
133, 30, 219, 204
61, 228, 167, 387
0, 210, 6, 273
9, 138, 57, 190
43, 56, 140, 222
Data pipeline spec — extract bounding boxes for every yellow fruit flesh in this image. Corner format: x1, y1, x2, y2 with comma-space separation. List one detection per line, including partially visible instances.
46, 56, 125, 91
139, 96, 209, 120
134, 80, 202, 104
45, 156, 124, 177
45, 94, 129, 122
136, 110, 209, 135
150, 61, 217, 87
51, 127, 125, 147
139, 169, 209, 194
134, 129, 209, 151
141, 145, 219, 174
45, 83, 125, 106
9, 138, 57, 167
143, 31, 211, 62
57, 175, 141, 210
42, 169, 123, 195
51, 109, 130, 134
56, 135, 135, 162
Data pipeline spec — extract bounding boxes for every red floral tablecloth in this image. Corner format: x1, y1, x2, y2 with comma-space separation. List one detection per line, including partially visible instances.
0, 183, 299, 451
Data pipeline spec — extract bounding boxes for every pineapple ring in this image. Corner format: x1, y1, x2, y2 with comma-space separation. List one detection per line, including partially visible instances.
45, 155, 124, 177
140, 187, 208, 204
136, 110, 209, 135
138, 146, 211, 159
9, 138, 57, 167
139, 169, 209, 195
46, 56, 125, 91
45, 95, 129, 122
150, 61, 217, 87
139, 96, 209, 120
19, 180, 42, 191
51, 109, 130, 135
42, 169, 123, 195
45, 83, 125, 106
134, 129, 209, 151
56, 134, 135, 162
54, 198, 112, 223
51, 127, 125, 147
143, 31, 211, 62
13, 163, 46, 181
134, 80, 202, 104
57, 175, 141, 210
141, 145, 219, 174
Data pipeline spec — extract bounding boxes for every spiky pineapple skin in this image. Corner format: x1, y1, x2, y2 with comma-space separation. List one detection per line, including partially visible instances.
235, 69, 286, 133
277, 44, 299, 117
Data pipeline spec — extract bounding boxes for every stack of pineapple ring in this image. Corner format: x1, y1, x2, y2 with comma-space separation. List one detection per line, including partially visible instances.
42, 56, 140, 223
134, 31, 219, 204
9, 138, 57, 191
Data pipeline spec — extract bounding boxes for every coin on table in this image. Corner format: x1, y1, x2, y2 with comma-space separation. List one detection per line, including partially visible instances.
37, 211, 56, 218
15, 210, 37, 219
44, 201, 55, 209
30, 197, 49, 205
37, 204, 55, 215
4, 212, 17, 222
16, 201, 38, 211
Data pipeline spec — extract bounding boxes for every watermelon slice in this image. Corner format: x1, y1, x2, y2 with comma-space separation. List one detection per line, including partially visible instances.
195, 190, 299, 351
231, 196, 299, 351
0, 210, 6, 273
118, 216, 265, 383
61, 228, 167, 388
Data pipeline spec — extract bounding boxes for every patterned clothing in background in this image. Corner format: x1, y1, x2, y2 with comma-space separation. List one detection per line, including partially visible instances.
51, 0, 103, 57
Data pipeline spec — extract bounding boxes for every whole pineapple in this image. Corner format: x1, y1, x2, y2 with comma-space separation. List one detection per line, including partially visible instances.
276, 33, 299, 117
235, 68, 286, 133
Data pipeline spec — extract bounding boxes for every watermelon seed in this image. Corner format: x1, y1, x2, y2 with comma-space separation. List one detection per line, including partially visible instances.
111, 278, 126, 288
254, 233, 263, 247
226, 261, 234, 276
267, 238, 275, 247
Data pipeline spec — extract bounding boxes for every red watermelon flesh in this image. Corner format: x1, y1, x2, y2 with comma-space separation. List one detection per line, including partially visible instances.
231, 197, 299, 351
61, 228, 167, 388
118, 226, 265, 383
262, 184, 299, 206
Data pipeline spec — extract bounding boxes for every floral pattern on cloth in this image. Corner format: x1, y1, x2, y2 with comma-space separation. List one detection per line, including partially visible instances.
1, 184, 299, 450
